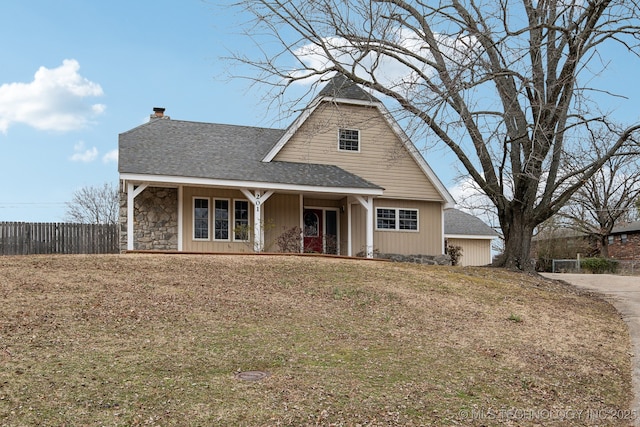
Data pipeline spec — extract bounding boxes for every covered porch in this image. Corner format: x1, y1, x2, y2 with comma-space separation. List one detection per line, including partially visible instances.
120, 175, 383, 258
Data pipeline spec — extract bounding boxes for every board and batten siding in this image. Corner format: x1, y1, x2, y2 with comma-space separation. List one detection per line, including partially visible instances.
182, 187, 253, 252
263, 193, 301, 252
182, 188, 302, 253
352, 199, 443, 256
447, 237, 493, 266
273, 102, 443, 201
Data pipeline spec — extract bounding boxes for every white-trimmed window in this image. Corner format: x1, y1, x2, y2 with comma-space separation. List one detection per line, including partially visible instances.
376, 208, 419, 231
338, 128, 360, 151
214, 199, 230, 241
193, 197, 210, 240
621, 233, 628, 244
234, 200, 250, 241
399, 209, 418, 230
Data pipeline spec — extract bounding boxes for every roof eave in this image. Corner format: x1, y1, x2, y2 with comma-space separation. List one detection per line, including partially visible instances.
119, 172, 384, 196
445, 233, 498, 240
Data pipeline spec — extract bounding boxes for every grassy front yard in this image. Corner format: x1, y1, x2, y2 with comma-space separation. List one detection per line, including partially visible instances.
0, 254, 633, 426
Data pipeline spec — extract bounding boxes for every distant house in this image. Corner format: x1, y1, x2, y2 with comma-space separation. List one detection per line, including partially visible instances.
118, 74, 456, 260
531, 227, 595, 259
607, 221, 640, 260
444, 208, 498, 266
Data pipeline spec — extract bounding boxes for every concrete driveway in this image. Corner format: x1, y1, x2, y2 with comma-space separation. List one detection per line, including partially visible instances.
542, 273, 640, 425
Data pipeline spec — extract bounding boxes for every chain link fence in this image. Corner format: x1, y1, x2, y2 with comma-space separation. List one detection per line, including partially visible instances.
545, 258, 640, 275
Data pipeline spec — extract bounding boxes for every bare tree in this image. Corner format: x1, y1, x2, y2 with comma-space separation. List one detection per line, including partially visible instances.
65, 182, 119, 225
230, 0, 640, 270
560, 145, 640, 257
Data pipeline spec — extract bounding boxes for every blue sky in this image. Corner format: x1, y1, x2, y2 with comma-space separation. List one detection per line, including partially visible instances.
1, 1, 639, 222
0, 0, 278, 222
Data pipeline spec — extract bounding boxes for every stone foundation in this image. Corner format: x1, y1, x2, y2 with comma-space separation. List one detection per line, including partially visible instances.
119, 186, 178, 252
357, 251, 452, 265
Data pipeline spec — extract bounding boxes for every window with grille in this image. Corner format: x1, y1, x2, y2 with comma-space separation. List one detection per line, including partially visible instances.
234, 200, 249, 241
376, 208, 419, 231
214, 199, 229, 240
338, 128, 360, 151
193, 198, 209, 240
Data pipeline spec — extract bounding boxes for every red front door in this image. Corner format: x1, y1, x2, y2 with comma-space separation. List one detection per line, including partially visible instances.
303, 209, 323, 253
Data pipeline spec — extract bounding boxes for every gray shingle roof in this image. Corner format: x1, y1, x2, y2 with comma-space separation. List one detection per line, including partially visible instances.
318, 73, 381, 103
118, 118, 382, 190
612, 221, 640, 234
444, 208, 498, 237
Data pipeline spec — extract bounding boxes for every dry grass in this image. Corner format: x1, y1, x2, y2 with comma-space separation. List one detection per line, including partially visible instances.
0, 254, 634, 426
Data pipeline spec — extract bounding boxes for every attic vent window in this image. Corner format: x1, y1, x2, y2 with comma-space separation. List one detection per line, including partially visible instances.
338, 128, 360, 151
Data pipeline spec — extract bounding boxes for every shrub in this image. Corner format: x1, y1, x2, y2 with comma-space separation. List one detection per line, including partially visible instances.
581, 257, 618, 274
447, 245, 463, 266
276, 226, 302, 253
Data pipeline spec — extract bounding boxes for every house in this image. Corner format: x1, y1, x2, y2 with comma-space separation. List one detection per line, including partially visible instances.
607, 221, 640, 260
118, 74, 455, 260
530, 227, 597, 263
444, 208, 498, 266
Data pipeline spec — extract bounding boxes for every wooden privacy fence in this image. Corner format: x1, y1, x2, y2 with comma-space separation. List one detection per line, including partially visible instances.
0, 222, 119, 255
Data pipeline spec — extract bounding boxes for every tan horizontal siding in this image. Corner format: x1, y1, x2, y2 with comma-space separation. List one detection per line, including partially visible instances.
447, 238, 493, 266
274, 102, 443, 201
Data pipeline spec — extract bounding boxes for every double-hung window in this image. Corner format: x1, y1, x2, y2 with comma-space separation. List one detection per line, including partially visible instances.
338, 128, 360, 151
193, 197, 251, 242
376, 208, 419, 231
399, 209, 418, 230
234, 200, 250, 241
193, 198, 210, 240
376, 208, 396, 230
214, 199, 230, 240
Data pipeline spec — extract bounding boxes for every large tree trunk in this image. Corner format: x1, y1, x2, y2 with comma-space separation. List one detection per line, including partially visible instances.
601, 237, 610, 258
494, 208, 535, 271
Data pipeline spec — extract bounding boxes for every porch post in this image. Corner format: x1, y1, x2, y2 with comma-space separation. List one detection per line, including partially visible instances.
126, 182, 148, 251
347, 201, 353, 256
354, 195, 374, 258
240, 189, 274, 252
254, 191, 263, 253
299, 194, 304, 253
177, 186, 183, 251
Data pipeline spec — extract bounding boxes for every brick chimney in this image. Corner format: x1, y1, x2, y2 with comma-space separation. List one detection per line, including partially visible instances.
150, 107, 169, 120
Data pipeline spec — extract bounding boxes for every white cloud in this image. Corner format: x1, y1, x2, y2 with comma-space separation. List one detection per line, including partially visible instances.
0, 59, 105, 133
102, 149, 118, 163
70, 141, 98, 163
291, 29, 481, 94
